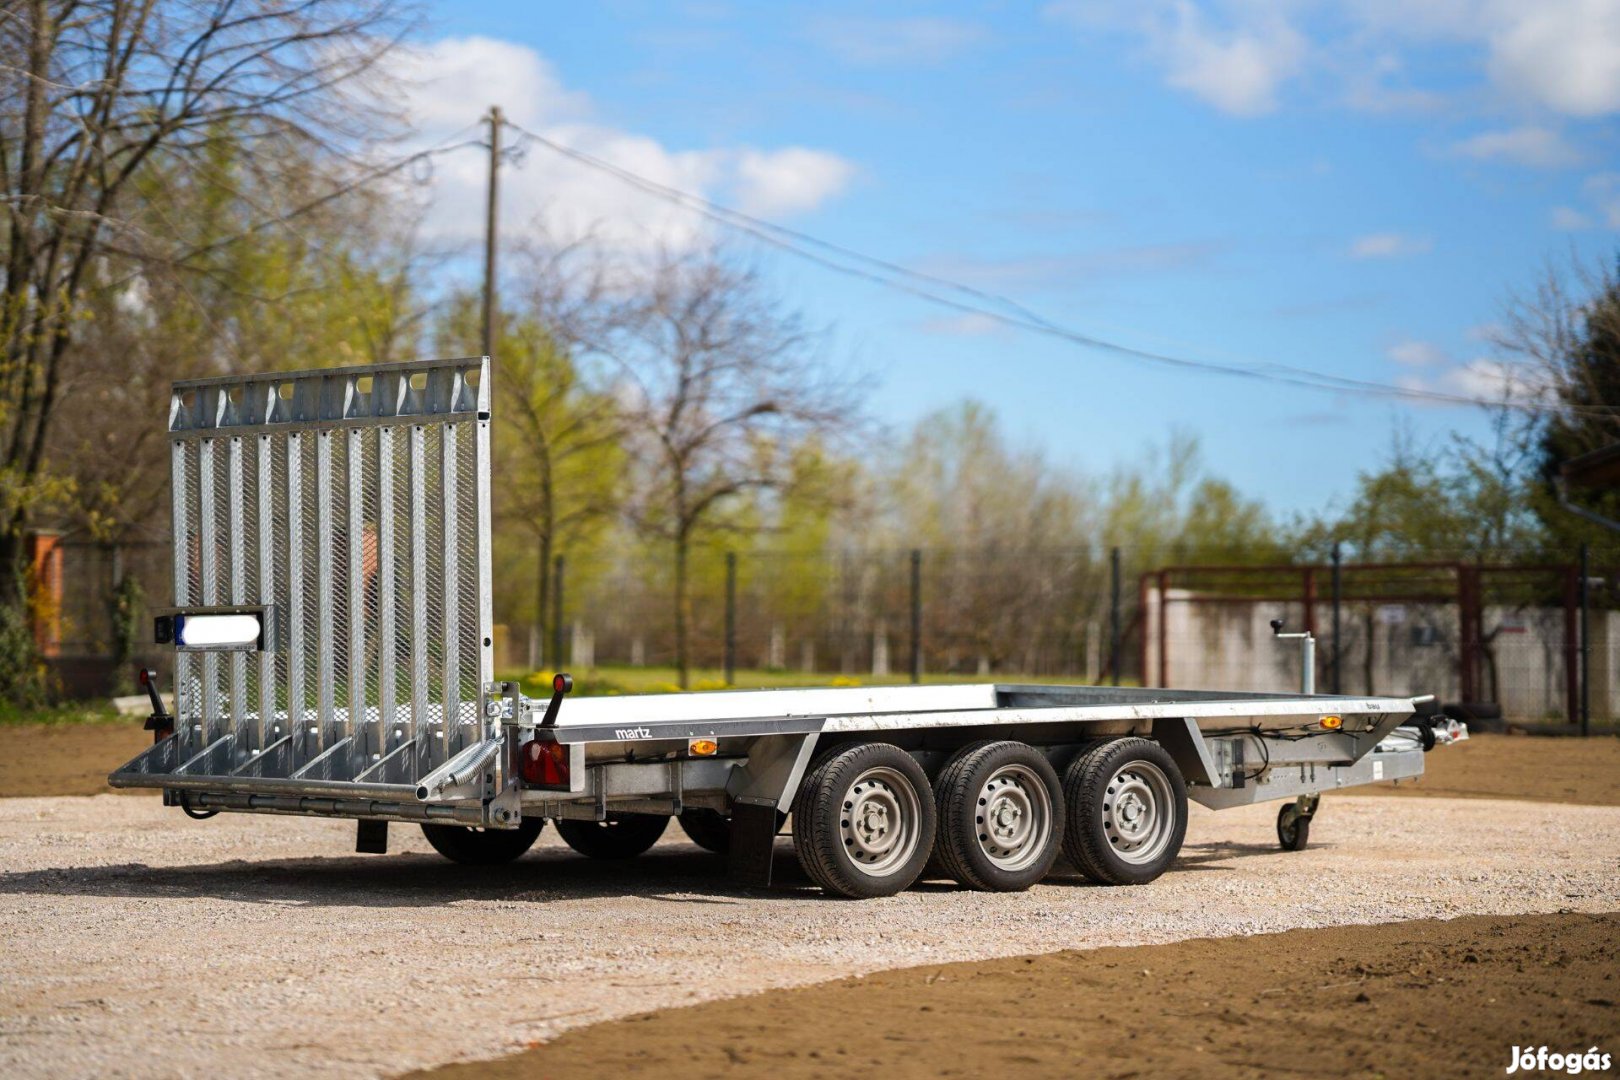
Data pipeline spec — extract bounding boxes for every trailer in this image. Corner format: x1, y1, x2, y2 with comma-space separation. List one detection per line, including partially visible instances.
111, 357, 1456, 898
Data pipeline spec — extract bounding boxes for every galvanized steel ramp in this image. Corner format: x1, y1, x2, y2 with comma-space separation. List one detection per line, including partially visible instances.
111, 358, 498, 822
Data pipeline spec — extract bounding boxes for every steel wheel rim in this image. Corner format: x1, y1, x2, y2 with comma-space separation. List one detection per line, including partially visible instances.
839, 766, 921, 877
974, 763, 1051, 871
1102, 760, 1175, 865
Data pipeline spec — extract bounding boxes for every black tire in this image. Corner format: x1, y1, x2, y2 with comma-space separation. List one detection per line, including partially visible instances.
677, 808, 731, 854
555, 813, 669, 859
420, 817, 545, 865
934, 740, 1064, 892
792, 742, 936, 899
1277, 803, 1311, 851
1061, 737, 1187, 885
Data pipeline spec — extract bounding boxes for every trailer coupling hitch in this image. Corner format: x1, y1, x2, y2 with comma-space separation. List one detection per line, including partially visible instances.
539, 672, 573, 729
137, 668, 173, 743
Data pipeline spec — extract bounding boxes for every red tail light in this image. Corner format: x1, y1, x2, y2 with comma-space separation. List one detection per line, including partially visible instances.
520, 739, 569, 786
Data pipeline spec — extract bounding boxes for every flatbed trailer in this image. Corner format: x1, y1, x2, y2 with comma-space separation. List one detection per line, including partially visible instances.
111, 357, 1452, 898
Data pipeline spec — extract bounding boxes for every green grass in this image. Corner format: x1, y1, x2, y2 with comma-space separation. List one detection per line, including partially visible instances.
0, 700, 123, 727
501, 663, 1110, 699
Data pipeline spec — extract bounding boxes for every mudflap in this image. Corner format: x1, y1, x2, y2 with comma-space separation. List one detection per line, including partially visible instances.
356, 819, 388, 854
727, 798, 779, 888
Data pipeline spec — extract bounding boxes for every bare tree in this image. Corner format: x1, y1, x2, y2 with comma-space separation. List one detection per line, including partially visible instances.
590, 249, 857, 687
0, 0, 408, 608
884, 401, 1093, 674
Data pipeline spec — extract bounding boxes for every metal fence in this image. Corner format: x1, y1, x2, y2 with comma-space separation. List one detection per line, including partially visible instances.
39, 532, 1620, 729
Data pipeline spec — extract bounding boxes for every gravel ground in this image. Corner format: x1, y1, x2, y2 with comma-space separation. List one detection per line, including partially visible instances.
2, 794, 1617, 1079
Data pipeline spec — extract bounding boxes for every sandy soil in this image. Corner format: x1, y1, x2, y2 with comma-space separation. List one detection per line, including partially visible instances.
0, 722, 150, 797
6, 723, 1618, 806
1346, 731, 1620, 807
1, 793, 1617, 1079
413, 911, 1620, 1080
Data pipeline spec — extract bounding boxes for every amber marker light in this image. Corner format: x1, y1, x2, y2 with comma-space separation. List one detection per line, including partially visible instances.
688, 738, 719, 756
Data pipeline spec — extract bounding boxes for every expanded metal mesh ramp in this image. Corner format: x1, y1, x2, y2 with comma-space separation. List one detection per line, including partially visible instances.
111, 358, 497, 816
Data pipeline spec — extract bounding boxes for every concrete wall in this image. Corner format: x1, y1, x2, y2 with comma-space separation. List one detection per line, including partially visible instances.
1144, 588, 1617, 723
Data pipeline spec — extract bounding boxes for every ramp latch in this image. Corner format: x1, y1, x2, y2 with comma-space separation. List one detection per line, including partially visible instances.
540, 672, 573, 728
138, 668, 173, 743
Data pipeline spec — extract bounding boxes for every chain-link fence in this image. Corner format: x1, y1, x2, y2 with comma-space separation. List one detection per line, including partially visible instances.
38, 533, 1620, 729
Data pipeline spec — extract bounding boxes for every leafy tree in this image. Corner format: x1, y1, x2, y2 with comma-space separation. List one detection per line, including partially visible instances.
1103, 430, 1286, 566
438, 294, 624, 667
884, 400, 1091, 672
1, 0, 406, 582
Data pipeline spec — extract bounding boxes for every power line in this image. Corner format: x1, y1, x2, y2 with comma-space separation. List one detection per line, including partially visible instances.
500, 119, 1597, 418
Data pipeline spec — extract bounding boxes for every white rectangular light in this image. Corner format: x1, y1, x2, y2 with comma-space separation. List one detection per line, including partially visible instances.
176, 613, 262, 649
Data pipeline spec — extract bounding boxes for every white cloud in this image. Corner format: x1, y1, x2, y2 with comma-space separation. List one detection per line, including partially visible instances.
1157, 6, 1306, 116
383, 37, 855, 255
1395, 358, 1549, 406
918, 313, 1011, 338
1044, 1, 1304, 116
383, 36, 591, 131
1449, 126, 1583, 168
1387, 340, 1447, 368
1582, 173, 1620, 227
1546, 173, 1620, 231
1045, 1, 1620, 119
1381, 333, 1548, 406
1349, 0, 1620, 116
732, 148, 858, 217
1551, 205, 1594, 230
1485, 0, 1620, 117
1348, 232, 1432, 259
806, 16, 988, 66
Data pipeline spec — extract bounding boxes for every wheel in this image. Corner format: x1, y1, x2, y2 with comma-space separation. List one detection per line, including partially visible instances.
1061, 737, 1187, 885
421, 817, 545, 865
677, 808, 731, 854
792, 742, 936, 899
933, 740, 1064, 891
555, 813, 669, 859
1277, 802, 1311, 851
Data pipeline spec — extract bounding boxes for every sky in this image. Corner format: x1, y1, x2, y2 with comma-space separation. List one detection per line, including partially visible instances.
394, 0, 1620, 516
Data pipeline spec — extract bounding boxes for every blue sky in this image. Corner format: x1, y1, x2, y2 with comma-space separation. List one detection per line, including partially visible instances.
402, 1, 1620, 515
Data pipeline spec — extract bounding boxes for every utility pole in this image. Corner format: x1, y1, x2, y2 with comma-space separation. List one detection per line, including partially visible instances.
909, 549, 922, 684
481, 105, 503, 359
724, 552, 737, 686
1109, 546, 1122, 686
1580, 543, 1590, 737
1330, 541, 1343, 695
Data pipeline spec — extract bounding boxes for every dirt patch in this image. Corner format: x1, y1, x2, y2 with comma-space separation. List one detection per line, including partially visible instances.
411, 911, 1619, 1080
1345, 732, 1620, 807
0, 722, 151, 797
